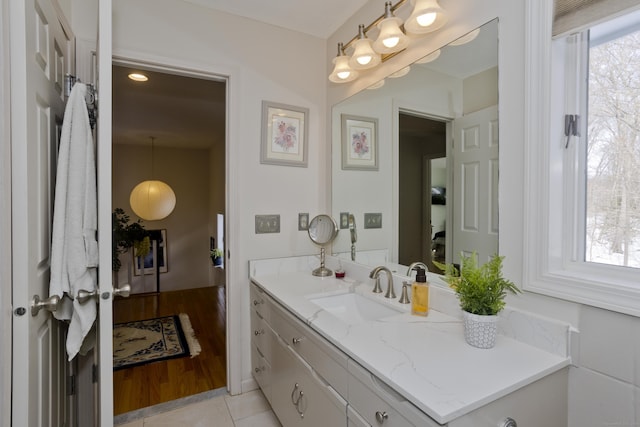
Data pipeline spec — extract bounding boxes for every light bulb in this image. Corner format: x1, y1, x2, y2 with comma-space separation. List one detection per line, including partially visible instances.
357, 55, 372, 65
383, 36, 399, 48
417, 12, 436, 27
337, 70, 351, 80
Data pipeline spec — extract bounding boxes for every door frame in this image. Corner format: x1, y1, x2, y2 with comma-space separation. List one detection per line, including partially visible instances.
0, 0, 12, 424
110, 52, 239, 395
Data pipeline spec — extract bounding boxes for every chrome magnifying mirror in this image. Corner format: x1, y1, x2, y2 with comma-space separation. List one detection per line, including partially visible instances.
308, 214, 339, 277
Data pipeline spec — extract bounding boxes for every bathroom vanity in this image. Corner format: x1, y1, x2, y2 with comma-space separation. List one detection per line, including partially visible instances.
250, 257, 570, 426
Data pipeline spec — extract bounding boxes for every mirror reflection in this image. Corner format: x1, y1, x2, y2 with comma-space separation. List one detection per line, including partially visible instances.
331, 19, 498, 274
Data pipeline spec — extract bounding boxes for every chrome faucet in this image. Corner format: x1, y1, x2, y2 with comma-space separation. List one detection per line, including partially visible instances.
406, 262, 428, 277
369, 266, 396, 299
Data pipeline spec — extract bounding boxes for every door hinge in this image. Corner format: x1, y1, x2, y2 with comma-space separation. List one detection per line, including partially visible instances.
67, 375, 76, 396
564, 114, 580, 148
92, 364, 98, 384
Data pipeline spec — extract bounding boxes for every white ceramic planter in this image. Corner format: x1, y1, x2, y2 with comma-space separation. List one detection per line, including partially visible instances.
463, 311, 498, 349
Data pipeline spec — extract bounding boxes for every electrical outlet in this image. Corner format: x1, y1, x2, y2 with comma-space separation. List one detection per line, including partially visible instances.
364, 213, 382, 229
255, 215, 280, 234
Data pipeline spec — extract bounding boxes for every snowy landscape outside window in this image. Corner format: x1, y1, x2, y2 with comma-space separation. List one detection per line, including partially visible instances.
585, 13, 640, 268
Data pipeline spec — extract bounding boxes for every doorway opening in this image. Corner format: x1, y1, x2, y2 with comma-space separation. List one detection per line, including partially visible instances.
111, 63, 227, 415
398, 112, 447, 271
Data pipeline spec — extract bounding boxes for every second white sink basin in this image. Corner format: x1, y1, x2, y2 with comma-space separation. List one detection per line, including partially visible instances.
309, 293, 401, 324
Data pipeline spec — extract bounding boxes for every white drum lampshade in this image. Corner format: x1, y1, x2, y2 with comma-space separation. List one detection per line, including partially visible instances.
129, 179, 176, 221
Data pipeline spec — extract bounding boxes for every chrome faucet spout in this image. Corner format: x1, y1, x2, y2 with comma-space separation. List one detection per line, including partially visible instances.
406, 262, 428, 277
369, 266, 396, 299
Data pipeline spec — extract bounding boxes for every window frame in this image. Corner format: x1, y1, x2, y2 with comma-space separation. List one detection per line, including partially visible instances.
523, 0, 640, 317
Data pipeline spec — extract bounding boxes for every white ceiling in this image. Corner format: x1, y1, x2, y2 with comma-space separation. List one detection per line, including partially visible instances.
180, 0, 368, 38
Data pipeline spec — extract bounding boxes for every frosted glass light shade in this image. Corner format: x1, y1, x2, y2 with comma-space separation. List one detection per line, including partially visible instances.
405, 0, 447, 35
329, 55, 358, 83
349, 38, 381, 70
129, 180, 176, 221
373, 17, 409, 54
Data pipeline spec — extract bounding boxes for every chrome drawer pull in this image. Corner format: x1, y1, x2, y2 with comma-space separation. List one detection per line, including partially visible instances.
292, 337, 303, 345
375, 411, 389, 423
295, 391, 305, 418
291, 383, 300, 404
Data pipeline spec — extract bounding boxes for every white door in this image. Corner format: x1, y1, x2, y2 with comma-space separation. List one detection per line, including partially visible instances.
96, 0, 115, 425
452, 105, 499, 264
9, 0, 75, 425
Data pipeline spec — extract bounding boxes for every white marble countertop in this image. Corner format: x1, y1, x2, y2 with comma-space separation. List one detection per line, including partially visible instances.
250, 268, 570, 424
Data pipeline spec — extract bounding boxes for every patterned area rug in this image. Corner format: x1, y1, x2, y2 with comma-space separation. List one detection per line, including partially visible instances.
113, 314, 200, 370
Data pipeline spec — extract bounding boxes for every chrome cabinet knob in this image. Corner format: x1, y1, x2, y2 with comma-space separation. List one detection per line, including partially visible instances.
499, 417, 517, 427
254, 329, 264, 336
375, 411, 389, 423
292, 337, 303, 345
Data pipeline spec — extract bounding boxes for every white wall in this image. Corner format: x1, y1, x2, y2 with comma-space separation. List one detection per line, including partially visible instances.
329, 1, 640, 425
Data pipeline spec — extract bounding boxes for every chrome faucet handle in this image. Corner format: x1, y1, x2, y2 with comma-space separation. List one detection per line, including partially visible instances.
372, 277, 383, 293
399, 282, 411, 304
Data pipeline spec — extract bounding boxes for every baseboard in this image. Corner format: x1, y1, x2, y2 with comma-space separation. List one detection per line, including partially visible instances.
240, 377, 258, 394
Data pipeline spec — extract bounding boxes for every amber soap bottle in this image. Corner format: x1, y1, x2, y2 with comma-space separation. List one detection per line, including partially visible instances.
411, 266, 429, 316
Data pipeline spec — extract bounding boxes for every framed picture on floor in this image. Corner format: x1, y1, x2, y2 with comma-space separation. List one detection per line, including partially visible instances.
134, 229, 168, 275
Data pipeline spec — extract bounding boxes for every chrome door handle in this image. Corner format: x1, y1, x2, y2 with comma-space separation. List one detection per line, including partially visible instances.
76, 289, 99, 304
112, 284, 131, 298
31, 294, 60, 316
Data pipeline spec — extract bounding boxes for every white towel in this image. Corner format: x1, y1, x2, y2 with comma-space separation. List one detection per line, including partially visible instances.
49, 82, 99, 361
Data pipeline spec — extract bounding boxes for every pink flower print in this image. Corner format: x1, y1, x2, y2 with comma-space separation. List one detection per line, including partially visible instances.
273, 121, 297, 151
352, 131, 370, 157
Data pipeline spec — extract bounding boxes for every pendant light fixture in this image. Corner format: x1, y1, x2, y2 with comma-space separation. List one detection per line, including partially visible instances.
373, 2, 409, 54
349, 25, 381, 70
329, 43, 358, 83
405, 0, 448, 35
129, 137, 176, 221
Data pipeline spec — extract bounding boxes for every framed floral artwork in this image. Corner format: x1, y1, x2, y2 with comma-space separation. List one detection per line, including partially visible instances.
134, 229, 168, 276
341, 114, 378, 170
261, 101, 309, 167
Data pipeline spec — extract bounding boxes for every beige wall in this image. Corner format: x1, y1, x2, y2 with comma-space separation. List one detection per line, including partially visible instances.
463, 66, 498, 115
112, 144, 211, 292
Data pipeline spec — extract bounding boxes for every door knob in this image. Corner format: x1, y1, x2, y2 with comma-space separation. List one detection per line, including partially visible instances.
112, 284, 131, 298
31, 294, 60, 316
76, 289, 99, 304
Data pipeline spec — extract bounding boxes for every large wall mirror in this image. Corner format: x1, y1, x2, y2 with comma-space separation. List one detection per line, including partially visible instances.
331, 19, 498, 273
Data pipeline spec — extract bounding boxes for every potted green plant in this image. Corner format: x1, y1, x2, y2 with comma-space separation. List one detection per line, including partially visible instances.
210, 248, 223, 266
112, 208, 150, 272
435, 252, 520, 349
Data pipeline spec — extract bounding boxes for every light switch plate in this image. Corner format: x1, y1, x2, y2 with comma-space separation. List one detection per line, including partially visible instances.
298, 213, 309, 231
364, 213, 382, 229
255, 215, 280, 234
339, 212, 349, 229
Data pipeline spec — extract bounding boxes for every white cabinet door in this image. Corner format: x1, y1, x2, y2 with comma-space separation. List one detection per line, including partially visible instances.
271, 337, 347, 427
9, 0, 74, 424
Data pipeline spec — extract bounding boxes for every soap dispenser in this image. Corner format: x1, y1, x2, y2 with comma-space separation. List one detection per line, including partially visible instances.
411, 266, 429, 316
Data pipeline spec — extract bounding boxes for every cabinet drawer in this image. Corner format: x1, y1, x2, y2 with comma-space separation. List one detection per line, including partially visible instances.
348, 361, 440, 427
251, 344, 272, 404
348, 405, 371, 427
271, 298, 349, 397
250, 308, 271, 358
250, 282, 271, 322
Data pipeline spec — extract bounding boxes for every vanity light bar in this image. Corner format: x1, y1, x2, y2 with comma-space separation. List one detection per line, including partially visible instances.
330, 0, 448, 84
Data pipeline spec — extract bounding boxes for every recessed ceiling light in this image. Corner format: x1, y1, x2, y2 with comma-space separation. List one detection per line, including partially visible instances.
128, 73, 148, 82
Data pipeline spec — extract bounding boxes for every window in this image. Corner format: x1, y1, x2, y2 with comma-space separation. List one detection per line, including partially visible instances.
584, 13, 640, 268
524, 0, 640, 316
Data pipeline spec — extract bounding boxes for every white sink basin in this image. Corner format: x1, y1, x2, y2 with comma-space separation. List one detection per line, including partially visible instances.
309, 293, 401, 324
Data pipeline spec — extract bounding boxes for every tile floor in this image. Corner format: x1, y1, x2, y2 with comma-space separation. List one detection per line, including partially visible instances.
116, 389, 281, 427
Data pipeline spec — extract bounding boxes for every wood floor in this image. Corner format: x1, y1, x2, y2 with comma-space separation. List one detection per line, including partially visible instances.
113, 286, 226, 415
